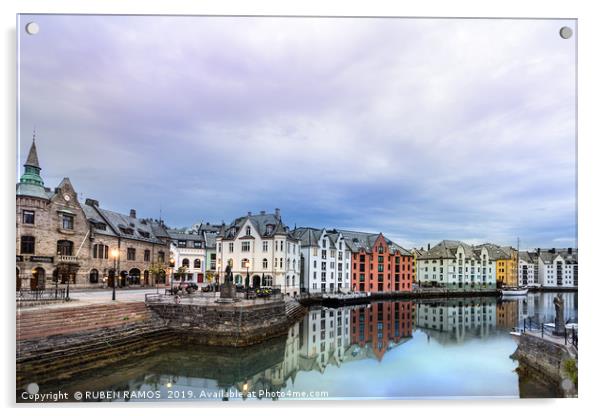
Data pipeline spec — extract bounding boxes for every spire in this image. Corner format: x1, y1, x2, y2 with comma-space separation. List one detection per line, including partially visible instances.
25, 131, 41, 169
19, 132, 44, 186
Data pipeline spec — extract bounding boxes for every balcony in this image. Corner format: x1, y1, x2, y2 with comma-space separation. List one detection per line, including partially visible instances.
56, 255, 78, 263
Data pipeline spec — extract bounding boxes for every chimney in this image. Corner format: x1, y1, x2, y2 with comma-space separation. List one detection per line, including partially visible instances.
568, 247, 572, 254
247, 211, 252, 216
130, 209, 136, 219
260, 210, 266, 215
275, 208, 281, 218
537, 248, 540, 255
551, 248, 556, 254
427, 243, 431, 250
85, 198, 99, 207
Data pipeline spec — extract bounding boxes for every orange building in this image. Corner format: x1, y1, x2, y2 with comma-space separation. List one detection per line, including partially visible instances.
341, 231, 413, 293
350, 301, 414, 360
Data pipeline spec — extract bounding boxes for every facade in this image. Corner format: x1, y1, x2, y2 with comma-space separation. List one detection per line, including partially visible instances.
518, 251, 537, 287
169, 231, 207, 285
215, 209, 301, 296
536, 248, 578, 288
293, 228, 351, 294
410, 248, 426, 284
341, 231, 413, 293
477, 244, 518, 287
416, 240, 497, 289
16, 138, 171, 290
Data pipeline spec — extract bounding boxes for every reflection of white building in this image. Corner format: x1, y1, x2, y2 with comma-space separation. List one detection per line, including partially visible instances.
417, 240, 497, 289
536, 248, 578, 288
299, 307, 351, 371
415, 299, 496, 343
293, 228, 351, 294
216, 210, 301, 296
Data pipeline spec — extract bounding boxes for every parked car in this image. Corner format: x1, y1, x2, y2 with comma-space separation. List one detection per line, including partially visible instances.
176, 282, 198, 294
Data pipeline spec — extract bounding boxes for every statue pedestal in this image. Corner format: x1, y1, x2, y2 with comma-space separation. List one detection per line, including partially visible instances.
216, 282, 239, 303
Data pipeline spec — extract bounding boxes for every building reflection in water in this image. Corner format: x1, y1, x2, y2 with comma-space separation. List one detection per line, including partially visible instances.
415, 298, 497, 343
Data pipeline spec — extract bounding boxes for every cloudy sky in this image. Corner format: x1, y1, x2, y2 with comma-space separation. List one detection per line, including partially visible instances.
17, 15, 576, 249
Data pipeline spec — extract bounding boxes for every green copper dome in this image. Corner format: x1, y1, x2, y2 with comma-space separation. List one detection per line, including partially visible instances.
19, 137, 44, 187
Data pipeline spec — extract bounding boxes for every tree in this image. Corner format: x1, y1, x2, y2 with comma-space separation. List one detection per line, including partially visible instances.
148, 262, 166, 285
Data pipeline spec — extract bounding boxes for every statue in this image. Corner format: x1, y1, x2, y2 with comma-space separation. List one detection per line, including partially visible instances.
553, 294, 566, 336
218, 263, 237, 301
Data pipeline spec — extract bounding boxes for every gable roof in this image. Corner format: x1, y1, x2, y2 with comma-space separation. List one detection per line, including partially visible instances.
220, 211, 298, 241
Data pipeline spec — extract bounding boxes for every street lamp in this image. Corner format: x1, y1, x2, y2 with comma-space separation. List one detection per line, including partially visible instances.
244, 260, 250, 298
111, 248, 119, 301
169, 256, 176, 293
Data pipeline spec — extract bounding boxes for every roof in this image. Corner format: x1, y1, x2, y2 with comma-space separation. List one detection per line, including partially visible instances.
16, 183, 53, 200
337, 229, 412, 255
25, 139, 40, 168
167, 230, 205, 242
220, 211, 298, 241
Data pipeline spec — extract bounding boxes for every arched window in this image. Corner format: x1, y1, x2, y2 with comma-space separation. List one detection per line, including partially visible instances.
262, 258, 268, 269
182, 258, 190, 268
235, 274, 242, 285
57, 240, 74, 256
194, 259, 201, 268
241, 258, 250, 269
245, 226, 251, 236
293, 259, 296, 269
89, 269, 99, 284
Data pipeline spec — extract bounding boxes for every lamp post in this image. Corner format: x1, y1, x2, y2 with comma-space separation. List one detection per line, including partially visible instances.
111, 248, 119, 301
244, 260, 250, 299
169, 256, 176, 294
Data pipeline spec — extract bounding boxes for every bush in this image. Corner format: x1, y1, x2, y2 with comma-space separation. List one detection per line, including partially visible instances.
563, 359, 578, 386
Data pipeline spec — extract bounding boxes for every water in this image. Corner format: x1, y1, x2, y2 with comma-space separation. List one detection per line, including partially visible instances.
18, 291, 577, 401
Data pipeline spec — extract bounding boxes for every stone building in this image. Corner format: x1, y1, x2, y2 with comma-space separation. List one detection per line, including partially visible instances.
16, 138, 171, 290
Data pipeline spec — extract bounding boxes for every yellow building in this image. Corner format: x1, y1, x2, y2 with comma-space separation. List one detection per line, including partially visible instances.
495, 247, 518, 287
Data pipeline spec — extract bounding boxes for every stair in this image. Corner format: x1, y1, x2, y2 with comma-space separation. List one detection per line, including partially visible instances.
16, 302, 151, 341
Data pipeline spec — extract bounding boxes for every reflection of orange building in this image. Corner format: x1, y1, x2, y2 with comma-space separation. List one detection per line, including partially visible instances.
342, 232, 413, 293
350, 301, 414, 360
496, 301, 519, 330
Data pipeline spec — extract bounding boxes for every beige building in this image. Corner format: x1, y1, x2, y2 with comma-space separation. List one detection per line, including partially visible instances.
16, 138, 171, 290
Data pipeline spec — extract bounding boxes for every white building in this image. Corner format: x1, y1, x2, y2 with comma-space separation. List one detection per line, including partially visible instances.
293, 228, 352, 294
169, 230, 208, 285
215, 209, 301, 296
416, 240, 497, 289
518, 251, 537, 287
536, 248, 578, 288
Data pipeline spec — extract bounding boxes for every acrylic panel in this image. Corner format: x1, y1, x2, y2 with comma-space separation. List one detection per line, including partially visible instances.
16, 15, 577, 402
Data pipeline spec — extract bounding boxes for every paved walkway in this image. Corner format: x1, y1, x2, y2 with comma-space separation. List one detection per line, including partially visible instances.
17, 288, 160, 311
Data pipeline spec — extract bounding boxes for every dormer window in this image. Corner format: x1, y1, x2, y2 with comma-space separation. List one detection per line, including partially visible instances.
94, 222, 106, 230
265, 224, 274, 234
138, 230, 150, 238
178, 240, 187, 248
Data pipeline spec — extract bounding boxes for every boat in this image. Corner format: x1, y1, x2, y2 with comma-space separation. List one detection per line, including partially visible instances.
501, 287, 529, 296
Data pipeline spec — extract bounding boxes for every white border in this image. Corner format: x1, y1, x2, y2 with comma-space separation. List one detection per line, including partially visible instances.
2, 1, 600, 416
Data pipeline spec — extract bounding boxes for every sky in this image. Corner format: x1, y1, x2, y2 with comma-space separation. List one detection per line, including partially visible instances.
17, 15, 577, 249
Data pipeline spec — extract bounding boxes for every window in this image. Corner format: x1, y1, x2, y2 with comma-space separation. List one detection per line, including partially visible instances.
263, 241, 269, 251
89, 269, 99, 284
193, 241, 203, 249
20, 236, 35, 254
241, 241, 251, 252
194, 259, 201, 268
158, 251, 165, 263
228, 242, 234, 253
62, 214, 74, 230
93, 244, 109, 259
22, 210, 35, 225
246, 226, 251, 236
57, 240, 74, 256
144, 249, 151, 262
127, 248, 136, 261
218, 243, 222, 253
178, 240, 187, 248
182, 258, 190, 268
263, 258, 268, 269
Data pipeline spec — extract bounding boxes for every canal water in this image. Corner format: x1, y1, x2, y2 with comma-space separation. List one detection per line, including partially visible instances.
20, 291, 577, 401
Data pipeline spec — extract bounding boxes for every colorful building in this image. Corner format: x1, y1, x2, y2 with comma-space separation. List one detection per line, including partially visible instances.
339, 231, 413, 293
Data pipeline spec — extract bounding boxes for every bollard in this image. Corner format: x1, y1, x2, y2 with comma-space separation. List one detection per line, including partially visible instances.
541, 323, 544, 338
523, 318, 526, 333
564, 330, 567, 345
529, 317, 532, 331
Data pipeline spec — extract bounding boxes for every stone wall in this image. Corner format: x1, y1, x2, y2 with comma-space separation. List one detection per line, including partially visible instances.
149, 300, 300, 347
511, 333, 577, 397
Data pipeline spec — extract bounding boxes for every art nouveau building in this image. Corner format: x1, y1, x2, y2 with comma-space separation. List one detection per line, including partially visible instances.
518, 251, 537, 287
169, 230, 207, 284
16, 138, 171, 290
215, 209, 301, 296
416, 240, 497, 289
341, 231, 413, 293
536, 248, 578, 288
293, 228, 351, 294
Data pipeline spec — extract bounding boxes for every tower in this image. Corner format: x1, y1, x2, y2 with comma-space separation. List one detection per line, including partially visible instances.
19, 132, 44, 187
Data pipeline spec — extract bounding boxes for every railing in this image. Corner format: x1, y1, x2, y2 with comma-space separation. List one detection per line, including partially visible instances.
147, 288, 284, 304
56, 255, 78, 263
17, 288, 66, 302
521, 316, 578, 349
